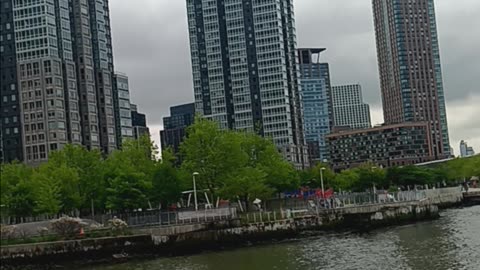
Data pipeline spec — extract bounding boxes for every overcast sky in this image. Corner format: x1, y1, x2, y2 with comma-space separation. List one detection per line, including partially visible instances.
109, 0, 480, 156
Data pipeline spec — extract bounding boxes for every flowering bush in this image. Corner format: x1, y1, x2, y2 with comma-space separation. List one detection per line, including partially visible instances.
37, 226, 50, 236
50, 216, 87, 237
107, 217, 128, 234
0, 224, 17, 240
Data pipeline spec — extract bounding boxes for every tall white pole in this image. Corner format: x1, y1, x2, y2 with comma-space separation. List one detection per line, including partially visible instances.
193, 173, 198, 211
320, 168, 325, 199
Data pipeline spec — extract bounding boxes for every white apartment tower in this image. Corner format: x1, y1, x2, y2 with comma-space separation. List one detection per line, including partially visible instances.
332, 84, 371, 130
186, 0, 307, 168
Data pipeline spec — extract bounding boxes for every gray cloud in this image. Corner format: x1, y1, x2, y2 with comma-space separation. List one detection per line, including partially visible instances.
109, 0, 480, 153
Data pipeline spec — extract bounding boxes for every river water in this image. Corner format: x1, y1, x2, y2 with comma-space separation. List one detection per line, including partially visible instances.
84, 206, 480, 270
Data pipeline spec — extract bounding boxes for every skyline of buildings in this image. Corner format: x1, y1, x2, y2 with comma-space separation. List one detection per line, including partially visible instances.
332, 84, 371, 130
373, 0, 451, 159
131, 104, 150, 140
185, 0, 308, 168
460, 140, 475, 158
160, 103, 195, 156
3, 0, 471, 170
0, 0, 148, 164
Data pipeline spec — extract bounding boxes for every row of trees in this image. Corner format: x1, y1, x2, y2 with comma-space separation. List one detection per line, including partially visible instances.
299, 155, 479, 193
1, 136, 166, 217
1, 116, 479, 218
0, 117, 298, 217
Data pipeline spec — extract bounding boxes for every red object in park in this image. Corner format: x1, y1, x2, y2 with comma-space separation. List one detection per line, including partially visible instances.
315, 188, 334, 199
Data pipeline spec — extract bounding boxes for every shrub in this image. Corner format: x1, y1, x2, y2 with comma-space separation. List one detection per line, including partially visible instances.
107, 217, 128, 235
37, 226, 49, 236
0, 225, 17, 240
50, 216, 87, 238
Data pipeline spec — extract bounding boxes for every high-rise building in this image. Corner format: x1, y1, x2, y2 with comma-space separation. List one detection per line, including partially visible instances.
327, 122, 435, 171
10, 0, 83, 165
372, 0, 450, 159
332, 84, 371, 130
186, 0, 307, 168
160, 103, 195, 155
459, 140, 475, 158
131, 104, 149, 140
1, 0, 118, 164
87, 0, 117, 154
297, 48, 332, 164
113, 72, 133, 145
1, 0, 22, 163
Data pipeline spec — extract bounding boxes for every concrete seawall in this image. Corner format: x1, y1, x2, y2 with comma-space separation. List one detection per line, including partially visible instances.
424, 187, 464, 207
1, 200, 441, 268
1, 187, 467, 268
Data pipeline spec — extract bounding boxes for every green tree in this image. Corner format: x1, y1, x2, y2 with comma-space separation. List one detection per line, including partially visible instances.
219, 167, 273, 210
0, 162, 35, 217
150, 149, 184, 209
105, 172, 150, 211
47, 145, 105, 214
240, 132, 299, 192
300, 163, 336, 189
180, 117, 247, 197
32, 171, 62, 215
443, 156, 480, 182
352, 164, 387, 191
54, 165, 82, 213
470, 156, 480, 176
103, 135, 157, 211
386, 166, 435, 187
334, 169, 360, 191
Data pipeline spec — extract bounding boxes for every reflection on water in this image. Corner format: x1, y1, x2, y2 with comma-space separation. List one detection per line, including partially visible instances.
82, 206, 480, 270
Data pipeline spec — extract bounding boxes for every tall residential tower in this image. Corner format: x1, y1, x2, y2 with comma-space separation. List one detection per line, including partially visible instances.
186, 0, 307, 167
1, 0, 120, 164
372, 0, 450, 158
332, 84, 371, 130
1, 0, 22, 162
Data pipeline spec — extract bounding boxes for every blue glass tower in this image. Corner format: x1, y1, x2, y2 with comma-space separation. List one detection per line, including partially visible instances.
298, 48, 332, 164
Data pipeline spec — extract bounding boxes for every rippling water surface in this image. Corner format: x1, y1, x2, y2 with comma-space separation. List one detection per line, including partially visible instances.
83, 206, 480, 270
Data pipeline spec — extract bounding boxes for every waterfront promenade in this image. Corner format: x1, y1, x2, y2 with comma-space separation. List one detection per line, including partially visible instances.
464, 188, 480, 203
0, 187, 468, 268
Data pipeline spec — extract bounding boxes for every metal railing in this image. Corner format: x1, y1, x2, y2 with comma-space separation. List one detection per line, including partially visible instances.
90, 208, 237, 227
1, 208, 237, 228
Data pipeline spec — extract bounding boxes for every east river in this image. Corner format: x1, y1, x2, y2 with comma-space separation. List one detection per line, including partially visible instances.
82, 206, 479, 270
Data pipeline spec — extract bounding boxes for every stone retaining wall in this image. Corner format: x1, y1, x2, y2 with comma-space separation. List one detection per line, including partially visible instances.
0, 200, 442, 268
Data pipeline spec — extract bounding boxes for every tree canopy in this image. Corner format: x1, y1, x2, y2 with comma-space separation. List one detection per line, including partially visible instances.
1, 116, 478, 217
179, 117, 298, 208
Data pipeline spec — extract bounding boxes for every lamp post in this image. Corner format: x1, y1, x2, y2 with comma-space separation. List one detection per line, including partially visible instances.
371, 166, 377, 203
320, 167, 326, 199
371, 166, 377, 193
192, 172, 199, 211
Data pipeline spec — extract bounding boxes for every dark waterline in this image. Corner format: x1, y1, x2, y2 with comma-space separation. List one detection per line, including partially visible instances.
80, 206, 480, 270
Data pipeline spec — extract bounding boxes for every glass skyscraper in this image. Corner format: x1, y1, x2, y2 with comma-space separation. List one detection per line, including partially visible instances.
1, 0, 22, 162
160, 103, 195, 155
373, 0, 450, 158
186, 0, 307, 168
298, 48, 332, 164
